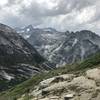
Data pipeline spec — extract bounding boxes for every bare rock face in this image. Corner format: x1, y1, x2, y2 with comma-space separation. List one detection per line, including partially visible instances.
16, 26, 100, 67
0, 27, 44, 65
39, 74, 74, 89
86, 68, 100, 83
0, 23, 50, 91
26, 68, 100, 100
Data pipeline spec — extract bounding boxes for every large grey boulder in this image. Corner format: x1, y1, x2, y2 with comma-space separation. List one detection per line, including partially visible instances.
69, 76, 96, 92
27, 68, 100, 100
86, 68, 100, 83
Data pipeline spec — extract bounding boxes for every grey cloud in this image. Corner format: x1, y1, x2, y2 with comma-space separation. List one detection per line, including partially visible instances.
6, 0, 22, 6
0, 0, 100, 34
20, 0, 95, 17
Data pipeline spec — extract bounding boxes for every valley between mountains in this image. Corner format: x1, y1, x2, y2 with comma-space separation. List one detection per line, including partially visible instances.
0, 23, 100, 100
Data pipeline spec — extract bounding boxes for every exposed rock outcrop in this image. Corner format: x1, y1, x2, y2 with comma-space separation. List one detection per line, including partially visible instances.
16, 26, 100, 67
24, 68, 100, 100
0, 23, 51, 91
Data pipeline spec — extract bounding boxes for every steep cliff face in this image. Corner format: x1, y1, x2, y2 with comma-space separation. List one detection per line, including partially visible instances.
0, 23, 49, 91
48, 30, 100, 66
0, 24, 45, 65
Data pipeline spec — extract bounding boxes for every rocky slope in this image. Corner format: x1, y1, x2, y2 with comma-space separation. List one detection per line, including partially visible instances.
16, 25, 100, 67
49, 30, 100, 66
28, 67, 100, 100
15, 25, 67, 60
0, 23, 51, 91
18, 53, 100, 100
1, 52, 100, 100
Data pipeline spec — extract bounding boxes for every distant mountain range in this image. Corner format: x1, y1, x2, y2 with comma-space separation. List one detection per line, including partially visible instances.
16, 25, 100, 67
0, 23, 100, 90
0, 23, 100, 98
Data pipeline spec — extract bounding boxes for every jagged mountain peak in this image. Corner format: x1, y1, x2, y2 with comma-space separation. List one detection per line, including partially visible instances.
75, 30, 97, 36
24, 24, 34, 31
16, 25, 100, 67
15, 25, 35, 39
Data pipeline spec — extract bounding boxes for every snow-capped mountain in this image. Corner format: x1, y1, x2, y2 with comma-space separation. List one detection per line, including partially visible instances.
15, 25, 68, 58
16, 25, 100, 67
15, 25, 34, 39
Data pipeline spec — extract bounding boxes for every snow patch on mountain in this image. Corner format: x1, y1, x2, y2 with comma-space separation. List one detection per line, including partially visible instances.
72, 39, 78, 47
27, 28, 30, 32
1, 71, 14, 81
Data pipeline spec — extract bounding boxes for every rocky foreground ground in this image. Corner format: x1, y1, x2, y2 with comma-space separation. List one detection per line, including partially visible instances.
18, 67, 100, 100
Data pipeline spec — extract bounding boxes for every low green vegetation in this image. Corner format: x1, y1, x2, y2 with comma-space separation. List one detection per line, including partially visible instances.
0, 52, 100, 100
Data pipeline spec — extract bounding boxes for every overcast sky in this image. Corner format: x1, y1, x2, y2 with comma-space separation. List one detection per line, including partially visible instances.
0, 0, 100, 34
